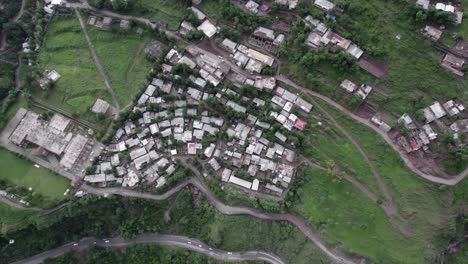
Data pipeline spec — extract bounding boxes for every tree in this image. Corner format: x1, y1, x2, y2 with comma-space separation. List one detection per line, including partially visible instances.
415, 10, 427, 24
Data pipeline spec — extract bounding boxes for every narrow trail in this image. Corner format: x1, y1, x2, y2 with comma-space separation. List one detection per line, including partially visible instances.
276, 75, 468, 186
277, 76, 397, 215
299, 158, 410, 236
74, 9, 120, 112
300, 159, 382, 210
0, 197, 70, 215
80, 177, 357, 264
12, 234, 285, 264
13, 0, 27, 22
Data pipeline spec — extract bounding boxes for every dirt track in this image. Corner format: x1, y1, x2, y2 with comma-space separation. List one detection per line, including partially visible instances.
74, 9, 120, 111
276, 75, 467, 186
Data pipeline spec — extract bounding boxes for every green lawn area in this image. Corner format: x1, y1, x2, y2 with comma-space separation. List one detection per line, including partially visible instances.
86, 27, 152, 106
0, 148, 70, 202
36, 15, 111, 115
292, 97, 458, 263
133, 0, 186, 31
0, 204, 40, 234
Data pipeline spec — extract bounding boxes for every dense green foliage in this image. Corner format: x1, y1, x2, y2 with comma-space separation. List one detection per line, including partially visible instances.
0, 191, 330, 264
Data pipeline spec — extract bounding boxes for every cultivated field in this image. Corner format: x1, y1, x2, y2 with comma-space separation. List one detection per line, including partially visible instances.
36, 16, 111, 115
86, 27, 152, 107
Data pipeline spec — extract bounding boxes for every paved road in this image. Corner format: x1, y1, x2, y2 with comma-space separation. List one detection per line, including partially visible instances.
276, 75, 468, 186
82, 177, 356, 264
74, 9, 120, 111
12, 234, 285, 264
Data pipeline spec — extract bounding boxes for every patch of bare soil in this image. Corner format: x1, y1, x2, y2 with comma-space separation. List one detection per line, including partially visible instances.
358, 56, 389, 78
451, 41, 468, 58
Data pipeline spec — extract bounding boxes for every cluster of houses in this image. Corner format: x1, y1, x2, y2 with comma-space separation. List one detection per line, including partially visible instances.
304, 15, 364, 60
7, 108, 99, 173
87, 15, 138, 32
87, 46, 313, 196
243, 0, 298, 14
179, 6, 218, 38
221, 37, 276, 73
248, 26, 285, 54
420, 25, 466, 77
339, 79, 373, 100
166, 46, 230, 87
416, 0, 463, 25
397, 99, 466, 152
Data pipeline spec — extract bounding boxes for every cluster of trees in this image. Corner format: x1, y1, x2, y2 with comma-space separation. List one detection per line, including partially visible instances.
411, 7, 456, 26
282, 19, 359, 74
218, 0, 271, 33
185, 30, 204, 41
89, 0, 134, 11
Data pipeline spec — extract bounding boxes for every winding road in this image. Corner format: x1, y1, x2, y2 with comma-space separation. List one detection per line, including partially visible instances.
12, 234, 285, 264
81, 176, 356, 264
276, 75, 468, 186
64, 0, 467, 186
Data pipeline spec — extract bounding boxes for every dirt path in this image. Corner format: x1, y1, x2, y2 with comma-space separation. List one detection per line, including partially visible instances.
80, 176, 356, 264
277, 75, 397, 215
13, 235, 285, 264
276, 75, 467, 186
0, 0, 26, 50
13, 0, 27, 22
125, 40, 146, 79
74, 9, 120, 111
65, 0, 467, 186
300, 158, 386, 210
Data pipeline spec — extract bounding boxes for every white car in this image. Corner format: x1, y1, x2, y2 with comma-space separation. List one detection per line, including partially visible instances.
198, 245, 203, 248
72, 243, 78, 247
227, 252, 232, 255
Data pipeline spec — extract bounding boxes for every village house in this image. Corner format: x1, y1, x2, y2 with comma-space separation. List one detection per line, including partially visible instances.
314, 0, 335, 11
245, 0, 260, 14
421, 25, 443, 41
441, 53, 465, 77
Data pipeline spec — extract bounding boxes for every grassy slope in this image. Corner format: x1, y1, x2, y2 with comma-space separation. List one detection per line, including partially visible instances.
36, 15, 109, 114
283, 0, 467, 116
301, 117, 384, 199
0, 204, 40, 234
294, 97, 456, 263
86, 27, 151, 106
0, 148, 70, 201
